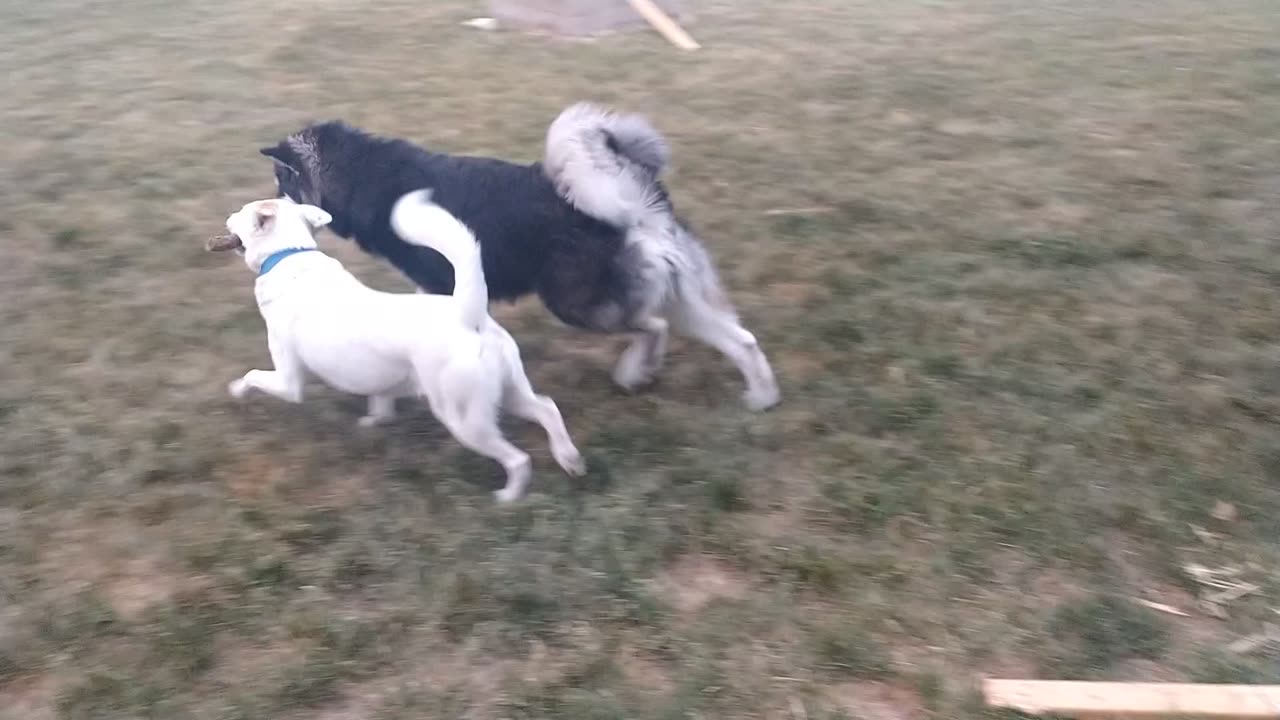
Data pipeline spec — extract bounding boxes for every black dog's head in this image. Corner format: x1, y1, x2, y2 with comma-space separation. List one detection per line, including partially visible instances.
259, 136, 315, 206
258, 122, 376, 240
261, 121, 375, 242
261, 121, 361, 204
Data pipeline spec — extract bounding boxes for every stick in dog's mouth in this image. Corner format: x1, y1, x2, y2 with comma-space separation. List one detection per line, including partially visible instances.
206, 233, 243, 252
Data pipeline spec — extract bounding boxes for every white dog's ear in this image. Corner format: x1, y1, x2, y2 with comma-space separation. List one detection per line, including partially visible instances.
254, 202, 278, 232
298, 204, 332, 230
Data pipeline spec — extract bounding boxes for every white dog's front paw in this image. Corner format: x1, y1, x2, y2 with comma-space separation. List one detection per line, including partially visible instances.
555, 446, 587, 477
494, 487, 523, 504
356, 414, 392, 429
743, 384, 781, 412
228, 378, 251, 400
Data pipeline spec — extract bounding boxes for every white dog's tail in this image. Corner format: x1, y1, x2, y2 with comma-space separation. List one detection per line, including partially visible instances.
391, 190, 487, 332
543, 102, 671, 229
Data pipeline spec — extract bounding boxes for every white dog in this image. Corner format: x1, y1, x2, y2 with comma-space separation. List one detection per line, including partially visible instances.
207, 191, 586, 501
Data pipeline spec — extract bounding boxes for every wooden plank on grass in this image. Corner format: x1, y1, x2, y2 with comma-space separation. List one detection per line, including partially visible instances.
983, 679, 1280, 718
627, 0, 700, 50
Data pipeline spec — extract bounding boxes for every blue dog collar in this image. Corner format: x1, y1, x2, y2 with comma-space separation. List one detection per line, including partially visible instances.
258, 248, 316, 276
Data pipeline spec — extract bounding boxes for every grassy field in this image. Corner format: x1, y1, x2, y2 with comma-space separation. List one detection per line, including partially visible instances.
3, 0, 1280, 717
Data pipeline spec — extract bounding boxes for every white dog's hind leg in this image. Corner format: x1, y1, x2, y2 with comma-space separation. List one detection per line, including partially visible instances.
503, 374, 586, 477
671, 300, 780, 411
612, 316, 669, 390
426, 375, 533, 502
357, 394, 398, 428
447, 414, 534, 503
487, 323, 586, 476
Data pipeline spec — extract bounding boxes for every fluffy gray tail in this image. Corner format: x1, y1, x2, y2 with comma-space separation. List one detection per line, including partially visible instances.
543, 102, 670, 228
390, 190, 488, 332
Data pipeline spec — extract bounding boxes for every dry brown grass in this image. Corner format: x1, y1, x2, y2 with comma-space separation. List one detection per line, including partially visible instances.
3, 0, 1280, 717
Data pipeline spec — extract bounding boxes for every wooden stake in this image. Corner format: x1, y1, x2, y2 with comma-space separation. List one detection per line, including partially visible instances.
626, 0, 700, 51
984, 679, 1280, 718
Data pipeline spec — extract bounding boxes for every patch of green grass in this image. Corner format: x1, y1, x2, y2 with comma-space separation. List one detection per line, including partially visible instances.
57, 672, 137, 720
819, 316, 867, 350
817, 473, 928, 534
921, 352, 964, 379
245, 555, 294, 592
987, 234, 1110, 268
591, 420, 692, 464
274, 651, 343, 709
916, 669, 945, 712
812, 622, 893, 679
866, 391, 940, 436
505, 653, 626, 719
775, 544, 847, 592
144, 600, 222, 680
706, 473, 749, 512
1187, 646, 1280, 684
1044, 594, 1172, 678
947, 543, 994, 584
5, 0, 1280, 717
37, 592, 122, 648
0, 638, 33, 686
279, 508, 345, 552
51, 227, 81, 249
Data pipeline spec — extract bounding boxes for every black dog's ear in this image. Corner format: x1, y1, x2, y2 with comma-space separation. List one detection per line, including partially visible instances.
259, 142, 300, 171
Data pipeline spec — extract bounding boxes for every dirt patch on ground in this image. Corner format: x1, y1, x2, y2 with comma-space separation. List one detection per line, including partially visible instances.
39, 521, 186, 622
0, 673, 58, 720
617, 644, 675, 695
825, 681, 925, 720
100, 556, 184, 621
653, 554, 751, 617
220, 451, 294, 503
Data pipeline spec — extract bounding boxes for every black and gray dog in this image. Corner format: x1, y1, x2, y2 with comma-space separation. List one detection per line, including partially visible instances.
259, 102, 779, 410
